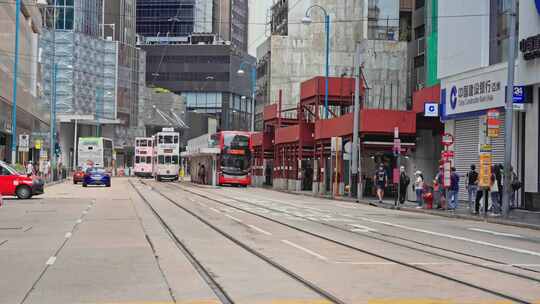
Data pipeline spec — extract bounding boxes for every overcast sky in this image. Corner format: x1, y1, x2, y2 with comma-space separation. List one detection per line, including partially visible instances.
248, 0, 272, 56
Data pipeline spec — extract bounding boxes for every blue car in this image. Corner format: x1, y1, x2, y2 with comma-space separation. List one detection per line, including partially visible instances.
82, 168, 111, 187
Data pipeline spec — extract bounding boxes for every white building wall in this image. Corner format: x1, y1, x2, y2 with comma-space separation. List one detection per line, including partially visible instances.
517, 0, 540, 194
437, 0, 490, 79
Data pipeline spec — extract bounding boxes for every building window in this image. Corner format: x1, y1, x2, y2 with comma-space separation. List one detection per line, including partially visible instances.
415, 0, 425, 10
368, 0, 400, 41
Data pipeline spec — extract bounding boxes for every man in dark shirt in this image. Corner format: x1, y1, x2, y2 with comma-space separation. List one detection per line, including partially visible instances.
466, 164, 479, 212
373, 164, 388, 204
448, 167, 460, 210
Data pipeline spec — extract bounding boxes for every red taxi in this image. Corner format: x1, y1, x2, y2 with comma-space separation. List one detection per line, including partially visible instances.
0, 161, 44, 199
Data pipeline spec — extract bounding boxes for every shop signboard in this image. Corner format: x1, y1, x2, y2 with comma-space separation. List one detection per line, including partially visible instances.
19, 134, 29, 152
487, 109, 501, 138
479, 144, 492, 187
441, 67, 506, 118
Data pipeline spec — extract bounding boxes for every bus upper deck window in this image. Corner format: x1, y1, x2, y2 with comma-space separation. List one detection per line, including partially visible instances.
159, 136, 164, 144
173, 136, 179, 144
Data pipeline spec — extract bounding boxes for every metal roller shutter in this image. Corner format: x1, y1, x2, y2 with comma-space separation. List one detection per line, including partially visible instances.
454, 118, 480, 200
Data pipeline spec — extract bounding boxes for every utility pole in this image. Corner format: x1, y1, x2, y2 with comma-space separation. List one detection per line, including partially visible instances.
352, 42, 361, 201
502, 0, 517, 217
11, 0, 22, 164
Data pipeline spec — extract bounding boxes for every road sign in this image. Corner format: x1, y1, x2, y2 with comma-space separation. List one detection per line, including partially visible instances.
513, 86, 525, 103
424, 103, 439, 117
19, 134, 29, 152
441, 150, 455, 160
34, 139, 43, 150
442, 133, 454, 147
331, 137, 342, 152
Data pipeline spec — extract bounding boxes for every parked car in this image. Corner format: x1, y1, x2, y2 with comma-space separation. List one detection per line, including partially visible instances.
82, 168, 111, 187
73, 167, 85, 184
0, 161, 44, 199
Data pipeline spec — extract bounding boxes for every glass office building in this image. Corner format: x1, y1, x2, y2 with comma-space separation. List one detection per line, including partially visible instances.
136, 0, 196, 38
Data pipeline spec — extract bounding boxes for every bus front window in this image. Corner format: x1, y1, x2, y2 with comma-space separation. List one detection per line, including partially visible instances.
165, 156, 172, 164
172, 155, 179, 164
158, 155, 165, 164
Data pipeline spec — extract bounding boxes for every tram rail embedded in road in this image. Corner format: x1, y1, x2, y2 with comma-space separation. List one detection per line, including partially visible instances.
165, 181, 538, 304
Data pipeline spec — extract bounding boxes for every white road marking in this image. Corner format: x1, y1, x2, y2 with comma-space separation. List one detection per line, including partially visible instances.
282, 240, 328, 261
76, 219, 82, 224
248, 224, 272, 235
349, 224, 377, 232
46, 256, 56, 265
209, 207, 221, 213
468, 228, 523, 238
64, 232, 72, 238
225, 214, 243, 223
334, 261, 394, 265
360, 217, 540, 257
82, 210, 88, 215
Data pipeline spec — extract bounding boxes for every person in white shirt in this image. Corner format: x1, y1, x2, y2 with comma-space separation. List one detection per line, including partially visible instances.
414, 170, 424, 208
25, 161, 34, 177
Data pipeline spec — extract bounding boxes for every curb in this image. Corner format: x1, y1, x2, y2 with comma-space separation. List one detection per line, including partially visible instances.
270, 188, 540, 231
44, 179, 66, 188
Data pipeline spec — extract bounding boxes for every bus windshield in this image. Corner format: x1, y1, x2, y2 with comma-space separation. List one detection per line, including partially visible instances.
223, 134, 249, 149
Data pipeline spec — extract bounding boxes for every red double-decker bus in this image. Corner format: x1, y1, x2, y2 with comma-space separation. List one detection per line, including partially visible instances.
210, 131, 252, 186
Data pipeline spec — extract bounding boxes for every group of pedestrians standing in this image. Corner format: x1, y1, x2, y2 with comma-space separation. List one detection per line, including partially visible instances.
372, 162, 520, 215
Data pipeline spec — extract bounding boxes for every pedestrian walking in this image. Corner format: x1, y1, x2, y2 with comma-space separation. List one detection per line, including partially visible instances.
373, 164, 388, 204
25, 161, 34, 177
398, 166, 410, 204
489, 165, 502, 216
465, 164, 479, 212
510, 165, 522, 209
434, 166, 445, 209
413, 170, 424, 208
448, 167, 460, 210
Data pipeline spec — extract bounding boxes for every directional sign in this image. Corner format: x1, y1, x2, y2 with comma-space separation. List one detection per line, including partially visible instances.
424, 103, 439, 117
513, 86, 525, 103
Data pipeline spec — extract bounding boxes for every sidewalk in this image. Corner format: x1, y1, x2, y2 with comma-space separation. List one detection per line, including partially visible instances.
272, 188, 540, 230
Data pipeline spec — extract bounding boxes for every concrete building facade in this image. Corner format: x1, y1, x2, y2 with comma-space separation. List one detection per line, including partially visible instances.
256, 0, 410, 130
213, 0, 249, 51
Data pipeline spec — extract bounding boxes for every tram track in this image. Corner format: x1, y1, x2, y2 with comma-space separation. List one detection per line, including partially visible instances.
130, 179, 347, 304
214, 186, 540, 275
165, 181, 538, 304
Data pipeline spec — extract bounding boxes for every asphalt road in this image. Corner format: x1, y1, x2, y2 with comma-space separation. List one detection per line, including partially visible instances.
1, 178, 539, 304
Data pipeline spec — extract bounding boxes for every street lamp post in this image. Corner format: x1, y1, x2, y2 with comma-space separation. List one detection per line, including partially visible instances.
237, 62, 256, 132
302, 5, 330, 119
10, 0, 22, 164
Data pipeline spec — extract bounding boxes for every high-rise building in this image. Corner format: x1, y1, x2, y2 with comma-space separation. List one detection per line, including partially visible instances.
136, 0, 195, 39
39, 0, 142, 170
213, 0, 249, 51
0, 1, 49, 163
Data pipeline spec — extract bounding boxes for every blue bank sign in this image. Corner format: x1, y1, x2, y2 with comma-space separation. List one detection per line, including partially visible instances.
441, 67, 507, 119
536, 0, 540, 15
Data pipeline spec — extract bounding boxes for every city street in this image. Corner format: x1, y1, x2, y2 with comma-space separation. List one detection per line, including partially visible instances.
1, 178, 539, 304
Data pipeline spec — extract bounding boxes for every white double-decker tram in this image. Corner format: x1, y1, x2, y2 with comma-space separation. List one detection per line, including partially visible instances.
153, 128, 180, 181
